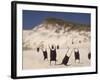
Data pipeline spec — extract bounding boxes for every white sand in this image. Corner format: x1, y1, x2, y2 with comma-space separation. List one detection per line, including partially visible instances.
22, 24, 91, 70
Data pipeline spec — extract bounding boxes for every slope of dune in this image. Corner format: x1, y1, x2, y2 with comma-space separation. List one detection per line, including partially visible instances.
22, 18, 91, 69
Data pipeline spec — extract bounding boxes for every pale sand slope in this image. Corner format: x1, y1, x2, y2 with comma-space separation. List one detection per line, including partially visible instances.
23, 46, 90, 69
22, 24, 90, 69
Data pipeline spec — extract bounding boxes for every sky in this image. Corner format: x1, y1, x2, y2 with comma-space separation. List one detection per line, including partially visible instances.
23, 10, 90, 30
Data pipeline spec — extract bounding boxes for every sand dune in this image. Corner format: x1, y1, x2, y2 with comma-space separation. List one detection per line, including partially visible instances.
22, 21, 91, 69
